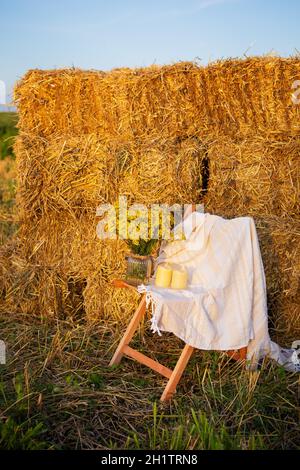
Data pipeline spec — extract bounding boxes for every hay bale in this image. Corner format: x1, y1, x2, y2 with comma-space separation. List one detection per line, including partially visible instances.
83, 273, 139, 322
0, 239, 84, 318
14, 57, 300, 140
254, 216, 300, 342
204, 134, 300, 217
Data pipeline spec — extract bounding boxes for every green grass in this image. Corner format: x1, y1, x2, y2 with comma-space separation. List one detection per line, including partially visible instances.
0, 314, 298, 450
0, 112, 18, 244
0, 373, 49, 450
0, 112, 18, 160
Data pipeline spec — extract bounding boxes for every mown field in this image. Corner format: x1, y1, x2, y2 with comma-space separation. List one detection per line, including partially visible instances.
0, 112, 299, 450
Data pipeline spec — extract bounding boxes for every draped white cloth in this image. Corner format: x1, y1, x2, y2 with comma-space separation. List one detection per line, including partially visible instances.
138, 212, 300, 372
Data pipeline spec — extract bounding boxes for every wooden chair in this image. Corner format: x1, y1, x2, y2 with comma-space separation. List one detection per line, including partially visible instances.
109, 278, 247, 402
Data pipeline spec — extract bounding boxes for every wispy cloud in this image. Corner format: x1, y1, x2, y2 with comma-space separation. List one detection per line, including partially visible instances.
17, 0, 240, 36
167, 0, 238, 17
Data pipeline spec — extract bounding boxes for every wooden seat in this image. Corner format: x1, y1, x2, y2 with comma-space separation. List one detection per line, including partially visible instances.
109, 278, 247, 402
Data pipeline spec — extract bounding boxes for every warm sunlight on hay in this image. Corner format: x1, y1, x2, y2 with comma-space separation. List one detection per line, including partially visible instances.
0, 57, 299, 342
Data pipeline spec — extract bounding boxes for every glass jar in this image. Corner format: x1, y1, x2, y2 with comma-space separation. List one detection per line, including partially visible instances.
125, 254, 153, 286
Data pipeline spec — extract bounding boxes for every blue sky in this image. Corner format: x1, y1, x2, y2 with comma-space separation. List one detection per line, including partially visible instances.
0, 0, 299, 103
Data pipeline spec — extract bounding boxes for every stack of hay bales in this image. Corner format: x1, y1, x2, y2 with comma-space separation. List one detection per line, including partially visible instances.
1, 57, 299, 342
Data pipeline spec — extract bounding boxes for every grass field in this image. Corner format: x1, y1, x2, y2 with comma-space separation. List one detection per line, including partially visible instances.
0, 113, 18, 160
0, 112, 299, 450
0, 315, 299, 450
0, 113, 17, 245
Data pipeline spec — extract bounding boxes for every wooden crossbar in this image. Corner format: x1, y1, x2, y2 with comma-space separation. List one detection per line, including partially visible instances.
123, 345, 173, 379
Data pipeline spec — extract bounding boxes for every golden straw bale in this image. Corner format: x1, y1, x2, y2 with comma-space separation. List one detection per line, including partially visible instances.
0, 238, 85, 318
271, 300, 300, 344
204, 135, 300, 217
14, 57, 300, 140
117, 137, 205, 205
255, 216, 300, 342
255, 216, 299, 301
15, 133, 114, 218
83, 273, 139, 322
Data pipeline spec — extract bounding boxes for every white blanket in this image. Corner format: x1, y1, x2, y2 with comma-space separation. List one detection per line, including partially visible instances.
138, 212, 300, 372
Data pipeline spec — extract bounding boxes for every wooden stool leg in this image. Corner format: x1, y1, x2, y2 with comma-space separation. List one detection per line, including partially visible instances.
160, 344, 194, 402
109, 294, 146, 366
225, 346, 247, 362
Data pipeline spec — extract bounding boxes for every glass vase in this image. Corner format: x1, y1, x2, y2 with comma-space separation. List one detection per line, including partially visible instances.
125, 254, 153, 286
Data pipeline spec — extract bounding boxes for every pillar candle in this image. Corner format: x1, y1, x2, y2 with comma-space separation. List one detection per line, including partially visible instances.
171, 268, 188, 290
155, 263, 172, 288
